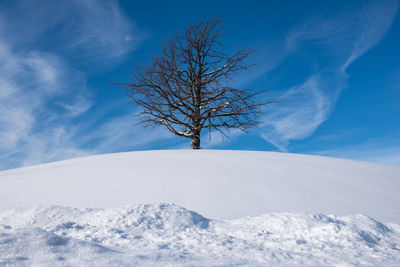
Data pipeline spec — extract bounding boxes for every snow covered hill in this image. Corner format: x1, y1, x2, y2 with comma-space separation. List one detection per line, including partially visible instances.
1, 150, 400, 266
1, 150, 399, 222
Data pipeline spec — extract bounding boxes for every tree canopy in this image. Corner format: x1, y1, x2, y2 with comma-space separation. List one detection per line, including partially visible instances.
118, 18, 272, 149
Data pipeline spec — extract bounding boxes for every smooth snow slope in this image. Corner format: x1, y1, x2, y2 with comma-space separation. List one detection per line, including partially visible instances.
1, 150, 400, 223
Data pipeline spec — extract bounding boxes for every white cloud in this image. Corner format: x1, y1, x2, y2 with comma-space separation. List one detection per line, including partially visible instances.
0, 41, 90, 169
59, 97, 92, 117
0, 0, 152, 170
260, 0, 398, 150
260, 75, 331, 150
64, 0, 147, 60
1, 0, 146, 63
83, 113, 174, 153
341, 0, 399, 71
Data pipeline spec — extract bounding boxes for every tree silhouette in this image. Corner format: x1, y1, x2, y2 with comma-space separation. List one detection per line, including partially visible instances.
118, 18, 272, 149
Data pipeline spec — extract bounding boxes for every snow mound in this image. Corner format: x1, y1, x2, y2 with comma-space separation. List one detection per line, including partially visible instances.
1, 204, 400, 266
1, 150, 400, 223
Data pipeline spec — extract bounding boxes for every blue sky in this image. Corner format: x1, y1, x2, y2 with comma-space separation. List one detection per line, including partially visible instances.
0, 0, 399, 170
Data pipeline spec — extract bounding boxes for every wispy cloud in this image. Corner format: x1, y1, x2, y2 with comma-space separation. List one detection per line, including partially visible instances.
310, 135, 400, 166
0, 0, 150, 170
66, 0, 146, 59
0, 41, 89, 169
0, 0, 147, 63
259, 0, 398, 150
260, 75, 332, 151
82, 112, 174, 153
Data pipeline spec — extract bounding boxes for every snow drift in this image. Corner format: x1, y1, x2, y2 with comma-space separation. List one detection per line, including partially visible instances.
1, 150, 399, 223
1, 204, 400, 266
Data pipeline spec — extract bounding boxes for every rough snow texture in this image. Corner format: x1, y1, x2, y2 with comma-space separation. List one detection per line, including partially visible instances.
1, 204, 400, 266
1, 150, 399, 223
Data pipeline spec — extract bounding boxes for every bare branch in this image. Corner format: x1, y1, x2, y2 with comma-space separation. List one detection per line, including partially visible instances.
115, 18, 273, 149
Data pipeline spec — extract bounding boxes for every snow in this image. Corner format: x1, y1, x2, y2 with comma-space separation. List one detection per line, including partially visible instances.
1, 150, 399, 222
1, 150, 400, 265
1, 204, 400, 266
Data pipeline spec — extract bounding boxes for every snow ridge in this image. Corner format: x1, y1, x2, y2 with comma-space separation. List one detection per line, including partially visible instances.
1, 203, 400, 266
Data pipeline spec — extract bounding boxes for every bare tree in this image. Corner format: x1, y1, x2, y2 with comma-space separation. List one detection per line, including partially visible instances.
118, 18, 272, 149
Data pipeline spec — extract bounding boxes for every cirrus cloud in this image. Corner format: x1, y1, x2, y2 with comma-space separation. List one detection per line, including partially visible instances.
259, 0, 398, 151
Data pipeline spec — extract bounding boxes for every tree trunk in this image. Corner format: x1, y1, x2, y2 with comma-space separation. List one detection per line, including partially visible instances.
191, 131, 201, 149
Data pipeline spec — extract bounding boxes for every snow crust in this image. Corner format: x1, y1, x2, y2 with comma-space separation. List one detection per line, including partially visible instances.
1, 150, 399, 223
1, 204, 400, 266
